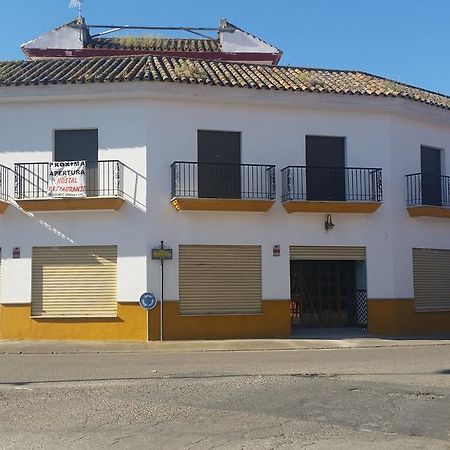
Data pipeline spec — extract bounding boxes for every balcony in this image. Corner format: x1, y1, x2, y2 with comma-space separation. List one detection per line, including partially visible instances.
406, 173, 450, 218
281, 166, 383, 213
171, 161, 276, 212
0, 164, 14, 213
14, 160, 127, 212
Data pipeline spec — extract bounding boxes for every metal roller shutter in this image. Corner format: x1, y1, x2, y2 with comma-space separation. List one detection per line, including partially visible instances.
31, 246, 117, 318
290, 246, 366, 260
413, 248, 450, 312
179, 245, 262, 315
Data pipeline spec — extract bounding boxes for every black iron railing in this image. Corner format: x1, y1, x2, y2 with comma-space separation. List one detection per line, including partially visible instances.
406, 173, 450, 207
0, 164, 14, 202
171, 161, 276, 200
281, 166, 383, 202
14, 160, 124, 200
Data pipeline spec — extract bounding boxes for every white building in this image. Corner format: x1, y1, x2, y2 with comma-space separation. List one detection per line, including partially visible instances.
0, 55, 449, 341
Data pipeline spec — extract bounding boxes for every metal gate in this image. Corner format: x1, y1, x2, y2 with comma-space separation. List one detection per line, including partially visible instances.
290, 260, 360, 328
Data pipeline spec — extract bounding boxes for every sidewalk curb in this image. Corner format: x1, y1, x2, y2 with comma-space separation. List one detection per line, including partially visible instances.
1, 337, 450, 355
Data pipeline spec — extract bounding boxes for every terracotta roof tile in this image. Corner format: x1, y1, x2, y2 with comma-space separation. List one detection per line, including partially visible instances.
1, 55, 449, 111
87, 37, 221, 53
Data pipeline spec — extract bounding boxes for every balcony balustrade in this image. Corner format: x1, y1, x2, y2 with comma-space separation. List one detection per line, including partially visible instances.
0, 164, 14, 213
281, 166, 383, 213
170, 161, 276, 212
14, 160, 127, 211
406, 173, 450, 218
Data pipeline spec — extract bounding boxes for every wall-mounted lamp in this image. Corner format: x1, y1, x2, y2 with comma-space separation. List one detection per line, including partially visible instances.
325, 214, 335, 231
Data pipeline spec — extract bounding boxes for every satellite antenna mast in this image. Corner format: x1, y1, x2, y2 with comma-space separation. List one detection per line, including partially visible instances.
69, 0, 83, 21
69, 0, 84, 43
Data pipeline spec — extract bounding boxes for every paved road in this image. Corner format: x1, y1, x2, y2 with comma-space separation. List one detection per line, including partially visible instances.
1, 343, 450, 449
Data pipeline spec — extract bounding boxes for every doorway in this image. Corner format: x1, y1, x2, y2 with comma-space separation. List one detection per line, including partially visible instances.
197, 130, 241, 198
290, 260, 359, 328
306, 136, 345, 201
421, 146, 442, 206
54, 129, 99, 197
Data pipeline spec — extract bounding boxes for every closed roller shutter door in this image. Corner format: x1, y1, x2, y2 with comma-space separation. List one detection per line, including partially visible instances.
290, 246, 366, 260
32, 246, 117, 318
179, 245, 262, 315
413, 248, 450, 312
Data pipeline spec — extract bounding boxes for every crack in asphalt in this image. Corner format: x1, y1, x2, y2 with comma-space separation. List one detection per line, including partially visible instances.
0, 369, 448, 388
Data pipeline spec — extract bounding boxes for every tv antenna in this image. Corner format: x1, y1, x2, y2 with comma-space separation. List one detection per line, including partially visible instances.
69, 0, 83, 21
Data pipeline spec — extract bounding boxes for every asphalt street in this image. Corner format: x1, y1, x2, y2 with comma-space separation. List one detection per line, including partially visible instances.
0, 342, 450, 449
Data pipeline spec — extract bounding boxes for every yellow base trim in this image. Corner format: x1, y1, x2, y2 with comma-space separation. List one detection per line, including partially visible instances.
0, 200, 9, 213
283, 200, 381, 214
16, 197, 125, 212
407, 205, 450, 218
148, 300, 291, 340
171, 197, 275, 212
368, 299, 450, 335
0, 303, 147, 341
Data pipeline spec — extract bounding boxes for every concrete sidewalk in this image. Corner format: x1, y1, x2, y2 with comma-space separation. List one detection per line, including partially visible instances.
1, 334, 450, 354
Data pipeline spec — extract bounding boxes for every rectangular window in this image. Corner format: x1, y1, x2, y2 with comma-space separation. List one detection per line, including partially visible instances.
31, 245, 117, 318
413, 248, 450, 312
179, 245, 261, 315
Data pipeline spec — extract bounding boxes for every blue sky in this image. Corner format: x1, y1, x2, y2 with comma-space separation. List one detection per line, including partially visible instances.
1, 0, 449, 95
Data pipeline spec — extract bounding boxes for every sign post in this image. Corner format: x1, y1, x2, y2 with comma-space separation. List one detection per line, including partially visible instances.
139, 292, 158, 342
151, 241, 172, 341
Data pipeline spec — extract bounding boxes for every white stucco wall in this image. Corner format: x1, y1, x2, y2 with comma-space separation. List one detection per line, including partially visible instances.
1, 83, 450, 306
0, 99, 147, 304
389, 115, 450, 299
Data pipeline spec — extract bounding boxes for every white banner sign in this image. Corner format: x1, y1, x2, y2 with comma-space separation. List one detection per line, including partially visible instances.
48, 161, 87, 198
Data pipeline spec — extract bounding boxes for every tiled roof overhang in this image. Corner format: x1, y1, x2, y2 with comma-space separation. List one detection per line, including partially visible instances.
0, 55, 449, 111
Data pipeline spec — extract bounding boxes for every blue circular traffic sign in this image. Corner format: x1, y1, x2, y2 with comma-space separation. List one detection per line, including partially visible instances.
139, 292, 158, 310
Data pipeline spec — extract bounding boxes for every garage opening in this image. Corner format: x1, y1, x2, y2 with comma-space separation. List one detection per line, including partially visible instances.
290, 246, 367, 329
31, 245, 117, 318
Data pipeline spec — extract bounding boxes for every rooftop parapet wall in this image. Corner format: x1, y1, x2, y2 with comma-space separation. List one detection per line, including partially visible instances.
22, 19, 88, 52
20, 18, 282, 65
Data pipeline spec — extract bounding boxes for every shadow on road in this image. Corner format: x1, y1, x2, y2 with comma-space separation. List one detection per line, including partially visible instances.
291, 327, 450, 341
